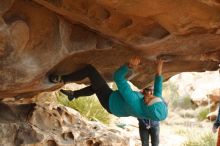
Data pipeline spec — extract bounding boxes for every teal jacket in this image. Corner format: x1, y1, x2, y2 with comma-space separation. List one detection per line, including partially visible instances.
109, 65, 168, 121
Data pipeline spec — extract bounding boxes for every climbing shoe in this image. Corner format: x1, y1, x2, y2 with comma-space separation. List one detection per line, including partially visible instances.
49, 74, 63, 83
60, 89, 75, 101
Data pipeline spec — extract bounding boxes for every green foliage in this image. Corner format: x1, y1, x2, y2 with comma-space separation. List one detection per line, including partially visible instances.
56, 92, 112, 124
164, 81, 211, 121
182, 132, 216, 146
196, 106, 210, 121
174, 127, 217, 146
178, 96, 196, 110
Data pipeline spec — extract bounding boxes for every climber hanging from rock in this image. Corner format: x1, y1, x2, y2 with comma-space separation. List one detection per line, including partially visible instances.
48, 56, 168, 121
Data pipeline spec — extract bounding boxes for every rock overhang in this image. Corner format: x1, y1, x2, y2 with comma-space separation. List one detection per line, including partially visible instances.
0, 0, 220, 98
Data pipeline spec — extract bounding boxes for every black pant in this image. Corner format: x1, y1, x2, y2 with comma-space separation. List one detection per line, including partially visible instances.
139, 126, 160, 146
62, 65, 113, 113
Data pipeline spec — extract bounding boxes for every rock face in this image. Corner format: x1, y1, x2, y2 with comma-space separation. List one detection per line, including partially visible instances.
1, 1, 220, 145
0, 0, 220, 98
0, 102, 134, 146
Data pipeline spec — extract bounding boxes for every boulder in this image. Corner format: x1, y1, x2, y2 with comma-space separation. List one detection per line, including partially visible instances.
0, 102, 134, 146
0, 0, 219, 99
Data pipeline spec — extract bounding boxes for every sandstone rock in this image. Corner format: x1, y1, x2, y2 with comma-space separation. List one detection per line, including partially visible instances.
1, 0, 220, 145
0, 102, 134, 146
0, 0, 14, 14
0, 0, 220, 98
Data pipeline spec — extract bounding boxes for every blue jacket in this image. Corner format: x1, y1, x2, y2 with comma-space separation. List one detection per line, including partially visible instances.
108, 65, 168, 121
214, 104, 220, 128
138, 118, 159, 128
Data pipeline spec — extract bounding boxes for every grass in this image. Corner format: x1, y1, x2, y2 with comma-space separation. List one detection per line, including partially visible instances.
173, 126, 217, 146
182, 132, 216, 146
177, 96, 196, 110
56, 92, 112, 125
175, 128, 188, 135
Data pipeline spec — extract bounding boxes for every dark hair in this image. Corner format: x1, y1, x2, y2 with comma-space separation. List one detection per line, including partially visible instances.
143, 86, 153, 93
